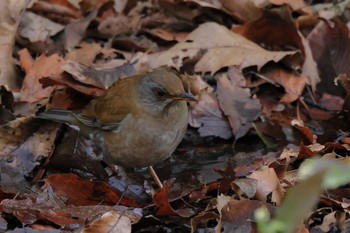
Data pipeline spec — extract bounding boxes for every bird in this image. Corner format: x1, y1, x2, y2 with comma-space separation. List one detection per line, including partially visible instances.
37, 67, 195, 188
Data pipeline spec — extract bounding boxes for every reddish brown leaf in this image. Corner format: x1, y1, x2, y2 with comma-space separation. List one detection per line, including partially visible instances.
46, 173, 140, 207
153, 178, 177, 216
308, 19, 350, 96
233, 6, 304, 55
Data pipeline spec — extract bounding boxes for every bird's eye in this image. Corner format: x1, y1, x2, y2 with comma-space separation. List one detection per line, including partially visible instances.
153, 88, 167, 98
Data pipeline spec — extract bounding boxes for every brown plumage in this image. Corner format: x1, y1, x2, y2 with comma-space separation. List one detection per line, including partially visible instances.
37, 67, 195, 168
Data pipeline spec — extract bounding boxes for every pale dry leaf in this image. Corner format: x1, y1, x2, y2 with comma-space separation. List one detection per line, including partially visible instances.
185, 0, 222, 9
268, 0, 312, 14
67, 0, 82, 9
20, 54, 65, 103
216, 70, 261, 139
18, 11, 64, 42
299, 31, 320, 91
82, 211, 132, 233
181, 74, 213, 96
149, 22, 297, 73
114, 0, 128, 13
63, 60, 135, 89
189, 91, 232, 139
247, 166, 285, 204
232, 178, 258, 198
65, 42, 103, 66
0, 0, 27, 90
221, 0, 263, 22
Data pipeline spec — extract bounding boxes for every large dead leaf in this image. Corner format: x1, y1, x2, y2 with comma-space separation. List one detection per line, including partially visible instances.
308, 19, 350, 96
0, 0, 26, 90
148, 22, 297, 73
19, 54, 65, 103
247, 166, 285, 204
216, 69, 261, 139
299, 31, 320, 91
217, 194, 275, 232
81, 210, 132, 233
0, 117, 59, 193
189, 91, 233, 139
18, 12, 64, 42
260, 64, 306, 103
45, 173, 141, 207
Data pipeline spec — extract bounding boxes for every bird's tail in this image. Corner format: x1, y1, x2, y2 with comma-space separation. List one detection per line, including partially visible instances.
36, 109, 76, 125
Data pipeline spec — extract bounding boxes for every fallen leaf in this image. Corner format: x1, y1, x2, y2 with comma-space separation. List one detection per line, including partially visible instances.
153, 178, 194, 217
248, 166, 285, 204
217, 194, 275, 232
0, 117, 59, 193
217, 70, 261, 139
149, 22, 297, 73
308, 19, 350, 96
64, 10, 97, 51
221, 0, 263, 22
18, 12, 64, 42
45, 173, 141, 207
81, 210, 132, 233
260, 65, 306, 104
189, 91, 232, 139
299, 31, 320, 91
19, 54, 65, 103
0, 0, 25, 90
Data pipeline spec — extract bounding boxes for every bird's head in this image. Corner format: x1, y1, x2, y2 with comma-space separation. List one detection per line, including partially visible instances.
138, 67, 195, 116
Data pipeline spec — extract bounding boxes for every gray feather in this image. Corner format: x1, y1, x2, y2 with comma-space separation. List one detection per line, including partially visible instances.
36, 109, 76, 125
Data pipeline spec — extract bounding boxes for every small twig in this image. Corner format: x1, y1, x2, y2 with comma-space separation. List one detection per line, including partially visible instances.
148, 166, 163, 189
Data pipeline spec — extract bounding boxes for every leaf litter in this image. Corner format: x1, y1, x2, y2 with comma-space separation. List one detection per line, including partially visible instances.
1, 0, 350, 232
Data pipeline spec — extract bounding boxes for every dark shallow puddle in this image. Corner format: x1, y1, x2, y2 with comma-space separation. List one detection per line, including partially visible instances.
150, 134, 271, 185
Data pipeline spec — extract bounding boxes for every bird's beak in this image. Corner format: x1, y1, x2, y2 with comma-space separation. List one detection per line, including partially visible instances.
171, 92, 196, 101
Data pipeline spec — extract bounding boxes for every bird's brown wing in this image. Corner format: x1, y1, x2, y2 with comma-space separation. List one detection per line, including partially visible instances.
73, 112, 132, 132
73, 77, 138, 132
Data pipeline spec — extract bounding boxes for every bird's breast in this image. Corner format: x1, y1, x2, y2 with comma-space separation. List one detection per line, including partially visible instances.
102, 102, 188, 168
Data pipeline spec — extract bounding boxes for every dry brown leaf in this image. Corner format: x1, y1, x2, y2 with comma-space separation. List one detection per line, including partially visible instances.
149, 22, 296, 73
0, 0, 26, 90
269, 0, 312, 14
18, 48, 34, 73
20, 54, 65, 103
189, 91, 232, 139
307, 19, 350, 96
232, 7, 304, 55
299, 31, 320, 91
217, 70, 261, 139
220, 0, 263, 22
247, 166, 285, 204
180, 73, 213, 96
65, 42, 104, 66
82, 211, 132, 233
217, 194, 275, 232
260, 64, 306, 103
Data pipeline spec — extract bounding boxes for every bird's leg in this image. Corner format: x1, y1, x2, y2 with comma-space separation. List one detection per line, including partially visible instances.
147, 166, 163, 189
